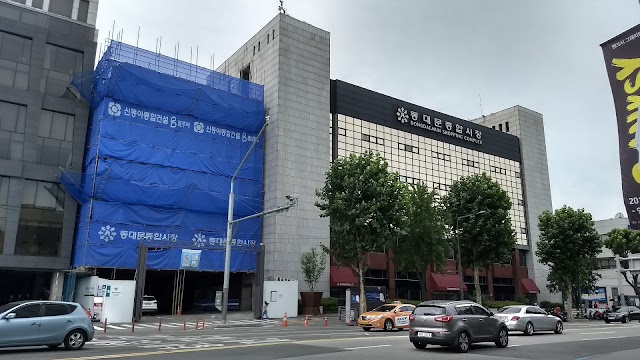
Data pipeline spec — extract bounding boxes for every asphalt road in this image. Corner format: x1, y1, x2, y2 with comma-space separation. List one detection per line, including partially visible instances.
2, 320, 640, 360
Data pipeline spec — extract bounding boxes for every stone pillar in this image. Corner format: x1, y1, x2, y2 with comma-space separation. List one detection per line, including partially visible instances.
49, 271, 65, 301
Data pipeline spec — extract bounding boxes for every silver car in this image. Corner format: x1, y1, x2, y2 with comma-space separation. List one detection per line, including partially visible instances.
409, 300, 509, 353
496, 305, 563, 335
0, 300, 95, 350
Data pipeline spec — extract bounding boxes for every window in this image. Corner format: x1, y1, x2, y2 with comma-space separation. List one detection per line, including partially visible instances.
521, 227, 527, 235
77, 0, 90, 22
472, 305, 491, 316
499, 123, 503, 131
41, 44, 83, 97
519, 249, 527, 267
48, 0, 74, 17
400, 305, 415, 312
240, 64, 250, 81
272, 29, 275, 39
456, 305, 474, 315
43, 303, 73, 316
32, 0, 44, 9
15, 180, 65, 257
253, 46, 255, 56
399, 143, 418, 153
505, 122, 510, 132
36, 110, 74, 167
598, 258, 616, 269
0, 177, 8, 254
258, 41, 261, 51
0, 31, 31, 90
414, 305, 445, 316
267, 33, 270, 44
0, 101, 26, 161
14, 303, 41, 318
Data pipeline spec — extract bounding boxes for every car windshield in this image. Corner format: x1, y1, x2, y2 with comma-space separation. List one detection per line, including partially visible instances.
413, 305, 446, 316
616, 307, 629, 313
0, 302, 23, 314
497, 307, 522, 314
143, 296, 155, 301
372, 305, 397, 312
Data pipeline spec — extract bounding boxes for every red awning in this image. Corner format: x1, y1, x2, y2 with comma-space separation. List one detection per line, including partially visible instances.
520, 278, 540, 294
430, 273, 467, 292
330, 266, 357, 287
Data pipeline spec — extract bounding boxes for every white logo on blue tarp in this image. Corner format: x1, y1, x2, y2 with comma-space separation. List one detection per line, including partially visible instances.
108, 102, 121, 117
193, 122, 205, 134
192, 233, 207, 247
397, 107, 408, 123
99, 225, 116, 242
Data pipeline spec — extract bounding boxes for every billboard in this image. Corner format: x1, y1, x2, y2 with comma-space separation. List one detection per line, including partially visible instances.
601, 24, 640, 229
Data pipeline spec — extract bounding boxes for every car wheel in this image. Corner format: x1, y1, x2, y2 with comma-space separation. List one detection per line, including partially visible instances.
622, 316, 629, 324
554, 321, 563, 334
413, 342, 427, 350
495, 327, 508, 348
383, 319, 393, 332
363, 327, 371, 332
455, 331, 470, 353
47, 344, 61, 349
64, 329, 86, 350
524, 322, 534, 336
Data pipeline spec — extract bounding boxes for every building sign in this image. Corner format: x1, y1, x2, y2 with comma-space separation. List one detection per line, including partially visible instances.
581, 287, 607, 302
396, 106, 483, 145
601, 24, 640, 229
180, 249, 202, 270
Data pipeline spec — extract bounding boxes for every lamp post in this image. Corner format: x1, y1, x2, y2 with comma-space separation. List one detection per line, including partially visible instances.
455, 210, 487, 301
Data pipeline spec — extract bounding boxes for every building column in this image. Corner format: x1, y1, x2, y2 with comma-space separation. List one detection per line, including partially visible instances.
512, 250, 522, 298
50, 271, 65, 301
386, 251, 396, 299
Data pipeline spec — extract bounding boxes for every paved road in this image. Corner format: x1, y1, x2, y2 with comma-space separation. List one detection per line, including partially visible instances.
2, 320, 640, 359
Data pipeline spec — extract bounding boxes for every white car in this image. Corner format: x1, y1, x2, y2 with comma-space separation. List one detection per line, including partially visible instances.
495, 305, 563, 336
142, 296, 157, 315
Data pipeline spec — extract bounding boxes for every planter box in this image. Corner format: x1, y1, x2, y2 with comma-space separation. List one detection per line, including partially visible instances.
300, 292, 322, 316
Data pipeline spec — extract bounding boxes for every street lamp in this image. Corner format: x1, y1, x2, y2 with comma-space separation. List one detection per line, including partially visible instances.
455, 210, 487, 301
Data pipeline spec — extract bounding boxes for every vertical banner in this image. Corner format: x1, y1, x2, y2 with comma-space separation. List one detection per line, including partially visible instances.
601, 24, 640, 229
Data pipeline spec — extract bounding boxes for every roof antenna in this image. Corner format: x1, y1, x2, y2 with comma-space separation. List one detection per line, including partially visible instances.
278, 0, 286, 14
479, 93, 485, 117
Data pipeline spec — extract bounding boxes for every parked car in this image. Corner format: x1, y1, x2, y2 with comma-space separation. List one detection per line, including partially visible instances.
142, 295, 158, 315
408, 300, 509, 353
0, 300, 94, 350
495, 305, 564, 335
604, 306, 640, 323
357, 302, 415, 331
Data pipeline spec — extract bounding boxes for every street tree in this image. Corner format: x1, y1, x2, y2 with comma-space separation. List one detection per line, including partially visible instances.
536, 206, 602, 321
441, 173, 515, 305
604, 228, 640, 296
315, 151, 406, 315
392, 182, 448, 300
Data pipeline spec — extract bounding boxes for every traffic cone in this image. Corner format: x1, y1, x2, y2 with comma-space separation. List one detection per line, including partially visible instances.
282, 313, 288, 327
324, 317, 328, 327
304, 315, 309, 327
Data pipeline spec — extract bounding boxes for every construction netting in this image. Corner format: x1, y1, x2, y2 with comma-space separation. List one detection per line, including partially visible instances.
63, 41, 264, 272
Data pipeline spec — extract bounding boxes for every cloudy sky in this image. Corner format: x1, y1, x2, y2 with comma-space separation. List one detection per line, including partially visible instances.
95, 0, 640, 221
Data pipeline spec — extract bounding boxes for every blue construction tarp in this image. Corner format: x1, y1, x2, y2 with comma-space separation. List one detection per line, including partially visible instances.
68, 41, 264, 272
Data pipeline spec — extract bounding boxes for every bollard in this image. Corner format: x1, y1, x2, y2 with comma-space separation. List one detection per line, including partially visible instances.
324, 317, 328, 327
183, 318, 187, 331
104, 318, 107, 334
304, 315, 309, 327
202, 319, 205, 329
196, 319, 199, 330
131, 319, 135, 333
158, 318, 162, 332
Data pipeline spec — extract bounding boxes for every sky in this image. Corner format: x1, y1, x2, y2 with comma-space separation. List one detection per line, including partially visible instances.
95, 0, 640, 221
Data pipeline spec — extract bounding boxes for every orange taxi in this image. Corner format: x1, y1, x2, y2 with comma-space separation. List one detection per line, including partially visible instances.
357, 302, 416, 331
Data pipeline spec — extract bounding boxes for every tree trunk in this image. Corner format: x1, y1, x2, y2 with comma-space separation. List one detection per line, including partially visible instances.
423, 269, 432, 301
358, 262, 367, 316
622, 271, 640, 296
566, 279, 574, 322
474, 267, 482, 305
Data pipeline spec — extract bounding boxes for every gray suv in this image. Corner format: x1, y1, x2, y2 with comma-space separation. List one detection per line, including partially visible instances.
409, 300, 508, 353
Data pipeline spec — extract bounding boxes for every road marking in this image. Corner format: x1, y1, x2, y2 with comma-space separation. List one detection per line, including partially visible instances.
135, 324, 156, 328
109, 325, 126, 330
94, 326, 104, 331
345, 344, 391, 350
580, 335, 633, 341
578, 331, 615, 335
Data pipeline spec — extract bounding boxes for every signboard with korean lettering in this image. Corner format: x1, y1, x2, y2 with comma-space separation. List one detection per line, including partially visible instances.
601, 24, 640, 229
180, 249, 202, 270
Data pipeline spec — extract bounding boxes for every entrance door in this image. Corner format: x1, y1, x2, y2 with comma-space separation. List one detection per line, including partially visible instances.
172, 270, 186, 315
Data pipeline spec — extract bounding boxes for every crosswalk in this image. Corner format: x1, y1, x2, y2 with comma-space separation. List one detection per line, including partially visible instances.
93, 319, 281, 332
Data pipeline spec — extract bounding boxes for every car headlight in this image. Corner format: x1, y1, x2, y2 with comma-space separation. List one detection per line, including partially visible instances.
372, 315, 383, 321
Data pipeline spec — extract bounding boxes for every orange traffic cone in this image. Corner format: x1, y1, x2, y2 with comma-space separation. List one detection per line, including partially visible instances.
282, 312, 288, 327
304, 315, 309, 327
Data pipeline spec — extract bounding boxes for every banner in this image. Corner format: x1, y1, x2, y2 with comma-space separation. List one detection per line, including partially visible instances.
601, 24, 640, 229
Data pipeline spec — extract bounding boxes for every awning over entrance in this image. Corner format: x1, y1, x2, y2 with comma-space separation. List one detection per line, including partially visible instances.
520, 278, 540, 294
330, 266, 357, 287
430, 273, 467, 292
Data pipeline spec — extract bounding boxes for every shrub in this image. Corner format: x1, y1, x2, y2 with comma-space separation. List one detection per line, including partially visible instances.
321, 297, 338, 313
484, 300, 524, 309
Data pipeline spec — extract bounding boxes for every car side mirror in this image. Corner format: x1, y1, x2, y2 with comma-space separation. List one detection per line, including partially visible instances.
488, 312, 494, 317
4, 313, 16, 320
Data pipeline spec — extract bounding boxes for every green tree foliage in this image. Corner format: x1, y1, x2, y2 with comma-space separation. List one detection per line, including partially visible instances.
536, 206, 602, 321
441, 173, 515, 305
315, 151, 406, 314
392, 182, 448, 300
604, 228, 640, 296
300, 247, 327, 293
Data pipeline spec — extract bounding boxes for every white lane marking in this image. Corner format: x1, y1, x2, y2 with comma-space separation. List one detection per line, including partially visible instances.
135, 324, 157, 328
161, 323, 180, 327
93, 326, 104, 331
580, 335, 634, 341
345, 344, 391, 350
578, 331, 615, 335
109, 325, 126, 330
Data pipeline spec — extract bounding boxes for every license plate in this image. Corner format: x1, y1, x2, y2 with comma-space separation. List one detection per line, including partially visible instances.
417, 332, 432, 337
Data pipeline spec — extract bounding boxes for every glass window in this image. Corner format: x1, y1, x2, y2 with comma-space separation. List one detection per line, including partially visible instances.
0, 176, 8, 254
43, 303, 72, 316
32, 0, 44, 9
497, 306, 522, 314
41, 44, 83, 97
15, 180, 65, 257
0, 101, 26, 161
472, 305, 491, 316
456, 305, 474, 315
36, 110, 74, 167
14, 303, 41, 318
413, 305, 446, 316
77, 0, 89, 22
48, 0, 74, 17
0, 31, 31, 90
